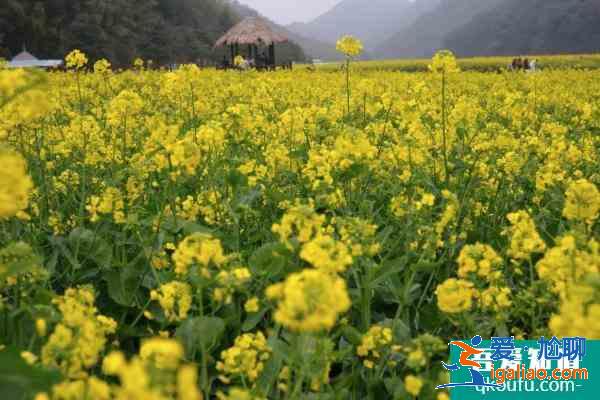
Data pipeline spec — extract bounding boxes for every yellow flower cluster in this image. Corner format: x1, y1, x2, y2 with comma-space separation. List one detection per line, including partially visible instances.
86, 187, 126, 224
150, 281, 193, 322
100, 338, 202, 400
479, 286, 512, 312
300, 234, 353, 273
172, 233, 228, 276
435, 278, 476, 314
336, 35, 363, 57
42, 376, 111, 400
1, 67, 50, 139
217, 331, 271, 384
214, 266, 251, 304
438, 244, 512, 315
65, 49, 88, 69
405, 374, 424, 397
42, 287, 117, 378
457, 243, 503, 282
536, 235, 599, 296
271, 203, 326, 247
504, 210, 547, 261
93, 59, 111, 74
244, 297, 260, 313
216, 388, 264, 400
333, 216, 381, 257
356, 325, 393, 368
403, 334, 446, 370
266, 269, 350, 332
428, 50, 460, 74
0, 149, 33, 219
536, 231, 600, 337
562, 178, 600, 222
549, 284, 600, 338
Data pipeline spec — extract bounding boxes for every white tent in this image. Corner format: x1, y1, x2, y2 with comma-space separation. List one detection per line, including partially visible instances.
7, 49, 62, 69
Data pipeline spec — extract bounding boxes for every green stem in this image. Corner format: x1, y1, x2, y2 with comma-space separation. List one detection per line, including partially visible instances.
346, 58, 351, 115
442, 70, 449, 186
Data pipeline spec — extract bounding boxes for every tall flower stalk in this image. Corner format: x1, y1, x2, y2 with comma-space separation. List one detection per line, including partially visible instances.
336, 35, 363, 115
429, 50, 460, 185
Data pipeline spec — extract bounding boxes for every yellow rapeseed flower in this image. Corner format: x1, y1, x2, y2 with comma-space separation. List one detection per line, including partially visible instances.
0, 149, 33, 219
266, 269, 351, 332
65, 49, 88, 69
435, 278, 475, 314
563, 178, 600, 222
336, 35, 363, 57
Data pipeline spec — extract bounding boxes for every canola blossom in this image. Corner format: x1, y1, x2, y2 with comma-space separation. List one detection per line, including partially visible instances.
0, 48, 600, 399
336, 35, 364, 57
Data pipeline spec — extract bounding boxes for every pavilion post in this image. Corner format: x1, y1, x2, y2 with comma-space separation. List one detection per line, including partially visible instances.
230, 44, 234, 64
269, 43, 275, 69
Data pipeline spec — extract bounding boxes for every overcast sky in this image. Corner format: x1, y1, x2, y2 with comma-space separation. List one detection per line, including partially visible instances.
239, 0, 342, 25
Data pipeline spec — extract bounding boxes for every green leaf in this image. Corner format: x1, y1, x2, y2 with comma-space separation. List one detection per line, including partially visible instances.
340, 325, 363, 346
103, 264, 140, 306
175, 316, 225, 358
384, 376, 408, 400
249, 242, 292, 279
67, 228, 113, 270
0, 242, 42, 280
391, 319, 411, 343
0, 346, 61, 399
226, 169, 246, 189
181, 220, 213, 236
255, 337, 288, 394
241, 307, 269, 332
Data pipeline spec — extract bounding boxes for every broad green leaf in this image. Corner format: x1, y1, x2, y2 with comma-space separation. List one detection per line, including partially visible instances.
103, 264, 140, 306
0, 242, 42, 280
241, 307, 269, 332
0, 346, 61, 399
249, 242, 292, 279
175, 316, 225, 358
67, 228, 113, 269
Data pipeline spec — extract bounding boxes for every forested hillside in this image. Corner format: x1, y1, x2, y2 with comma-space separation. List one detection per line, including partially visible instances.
0, 0, 307, 66
444, 0, 600, 56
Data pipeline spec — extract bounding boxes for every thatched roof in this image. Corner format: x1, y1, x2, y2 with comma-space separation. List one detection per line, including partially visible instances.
215, 17, 288, 47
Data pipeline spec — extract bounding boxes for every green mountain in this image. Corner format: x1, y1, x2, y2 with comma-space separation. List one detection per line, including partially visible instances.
444, 0, 600, 56
0, 0, 310, 66
287, 0, 440, 50
0, 0, 239, 65
374, 0, 505, 59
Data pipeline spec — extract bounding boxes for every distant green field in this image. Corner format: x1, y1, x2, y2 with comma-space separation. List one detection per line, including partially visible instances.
303, 54, 600, 72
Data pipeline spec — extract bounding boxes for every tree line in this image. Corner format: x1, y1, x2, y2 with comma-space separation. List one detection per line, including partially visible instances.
0, 0, 306, 67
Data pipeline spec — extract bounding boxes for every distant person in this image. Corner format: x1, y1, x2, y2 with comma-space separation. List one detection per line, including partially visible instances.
515, 57, 523, 70
530, 59, 537, 72
523, 58, 530, 70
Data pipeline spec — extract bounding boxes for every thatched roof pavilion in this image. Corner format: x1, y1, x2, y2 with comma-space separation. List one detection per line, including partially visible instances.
214, 17, 289, 69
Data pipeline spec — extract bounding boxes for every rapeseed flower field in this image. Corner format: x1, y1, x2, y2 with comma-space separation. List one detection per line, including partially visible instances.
0, 49, 599, 400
